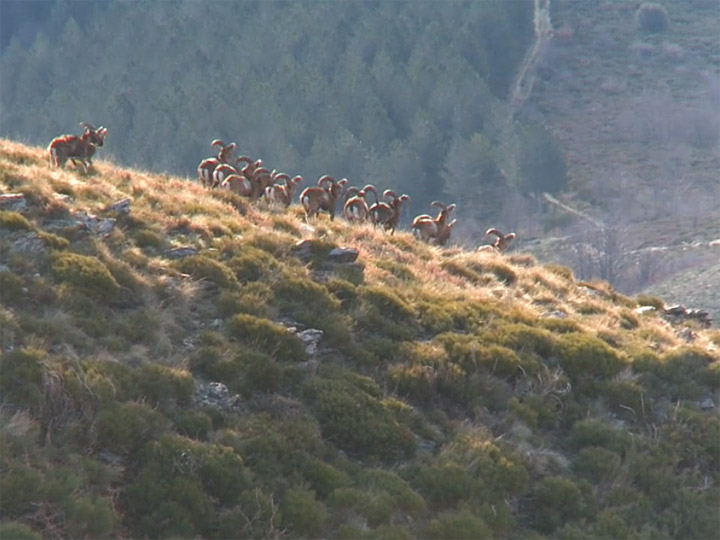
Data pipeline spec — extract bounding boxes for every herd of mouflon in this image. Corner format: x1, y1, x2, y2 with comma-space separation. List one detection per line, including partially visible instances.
48, 127, 515, 251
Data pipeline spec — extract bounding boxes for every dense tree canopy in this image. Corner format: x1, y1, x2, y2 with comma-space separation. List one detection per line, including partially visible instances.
0, 0, 568, 221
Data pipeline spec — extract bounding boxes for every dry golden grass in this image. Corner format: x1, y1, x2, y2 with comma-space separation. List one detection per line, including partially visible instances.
1, 137, 717, 362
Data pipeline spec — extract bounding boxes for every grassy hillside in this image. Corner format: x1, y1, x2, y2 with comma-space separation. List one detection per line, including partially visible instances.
1, 139, 719, 539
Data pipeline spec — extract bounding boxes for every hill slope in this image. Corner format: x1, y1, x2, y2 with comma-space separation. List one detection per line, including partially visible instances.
1, 139, 719, 539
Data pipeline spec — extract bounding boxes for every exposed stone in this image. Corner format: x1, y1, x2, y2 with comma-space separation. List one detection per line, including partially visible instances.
634, 306, 657, 315
164, 246, 198, 259
663, 304, 712, 328
541, 310, 568, 319
193, 380, 241, 411
105, 198, 132, 214
297, 328, 324, 355
10, 232, 47, 256
698, 398, 715, 410
0, 193, 27, 211
327, 247, 359, 263
291, 239, 314, 260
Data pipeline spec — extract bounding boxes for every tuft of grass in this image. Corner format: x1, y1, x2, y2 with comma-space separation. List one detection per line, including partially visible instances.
0, 211, 33, 231
50, 252, 120, 302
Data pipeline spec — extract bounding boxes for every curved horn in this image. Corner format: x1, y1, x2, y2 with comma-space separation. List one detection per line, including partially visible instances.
383, 189, 398, 201
318, 175, 336, 187
79, 122, 96, 131
274, 173, 291, 184
211, 139, 225, 147
485, 228, 503, 238
431, 201, 447, 209
337, 178, 348, 187
446, 203, 457, 213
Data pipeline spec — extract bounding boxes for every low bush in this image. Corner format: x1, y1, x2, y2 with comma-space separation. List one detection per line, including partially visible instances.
636, 2, 669, 33
175, 254, 239, 289
51, 252, 120, 302
303, 374, 417, 462
281, 486, 329, 539
226, 313, 306, 362
555, 333, 627, 393
422, 509, 492, 540
0, 210, 33, 230
0, 348, 46, 411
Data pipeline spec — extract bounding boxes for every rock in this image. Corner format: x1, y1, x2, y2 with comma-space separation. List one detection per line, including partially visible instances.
635, 306, 656, 315
194, 380, 242, 411
164, 246, 198, 259
106, 198, 132, 214
10, 232, 47, 256
327, 247, 359, 263
297, 328, 324, 355
0, 193, 27, 211
698, 398, 715, 410
291, 239, 314, 260
541, 310, 568, 319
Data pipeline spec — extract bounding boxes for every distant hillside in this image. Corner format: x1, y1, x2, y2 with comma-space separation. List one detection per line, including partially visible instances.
1, 139, 718, 539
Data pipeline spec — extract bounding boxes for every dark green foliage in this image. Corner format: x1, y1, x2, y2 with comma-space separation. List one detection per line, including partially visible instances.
172, 409, 212, 440
0, 522, 41, 540
636, 2, 669, 33
516, 122, 568, 194
422, 509, 492, 540
226, 313, 306, 362
273, 273, 340, 316
403, 463, 475, 510
638, 346, 720, 401
96, 401, 167, 455
304, 458, 353, 499
227, 246, 278, 283
0, 464, 43, 517
124, 434, 250, 537
0, 347, 45, 411
136, 362, 194, 409
304, 374, 417, 462
0, 210, 33, 230
526, 476, 588, 534
0, 269, 25, 305
132, 228, 164, 248
635, 293, 664, 309
357, 285, 418, 340
555, 333, 626, 393
175, 254, 239, 289
281, 486, 328, 539
493, 322, 556, 359
50, 251, 120, 302
569, 418, 632, 454
216, 282, 274, 318
572, 446, 622, 483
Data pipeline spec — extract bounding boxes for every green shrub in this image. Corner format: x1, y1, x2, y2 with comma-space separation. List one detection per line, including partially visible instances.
175, 254, 239, 289
137, 363, 194, 409
357, 469, 426, 519
172, 409, 213, 440
217, 489, 282, 539
572, 446, 621, 484
0, 464, 43, 517
65, 495, 117, 539
133, 228, 164, 248
526, 476, 587, 534
357, 285, 418, 340
216, 283, 273, 318
635, 293, 664, 309
555, 333, 626, 393
51, 252, 120, 302
0, 270, 25, 306
569, 418, 632, 454
422, 509, 492, 540
493, 322, 556, 359
0, 210, 33, 230
0, 348, 45, 411
273, 273, 340, 315
304, 375, 416, 462
402, 463, 475, 510
304, 458, 353, 499
636, 2, 669, 33
0, 522, 41, 540
226, 313, 306, 362
96, 401, 168, 454
281, 486, 328, 539
227, 246, 278, 283
636, 346, 719, 401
